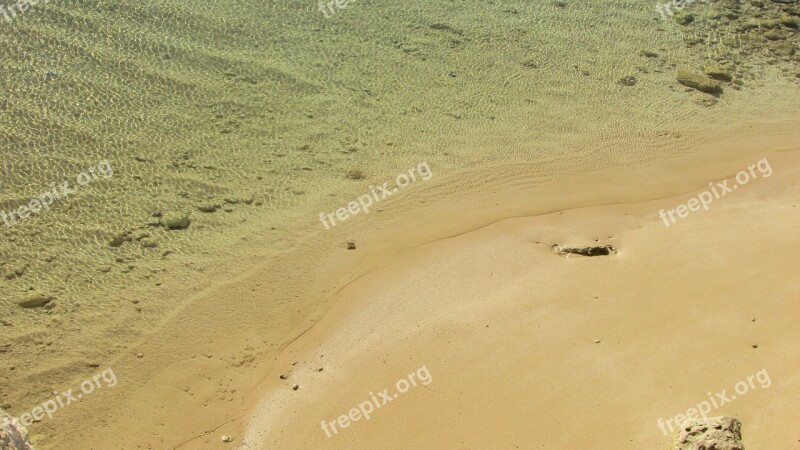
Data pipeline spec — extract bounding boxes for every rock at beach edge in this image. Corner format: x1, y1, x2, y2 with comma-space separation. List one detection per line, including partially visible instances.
0, 409, 35, 450
673, 416, 744, 450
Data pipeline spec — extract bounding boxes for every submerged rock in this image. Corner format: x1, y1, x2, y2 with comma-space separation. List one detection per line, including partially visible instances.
345, 169, 365, 180
140, 238, 158, 248
704, 66, 733, 82
108, 232, 131, 248
197, 203, 217, 213
693, 93, 719, 107
18, 291, 53, 309
675, 12, 694, 25
1, 408, 35, 449
677, 69, 723, 94
161, 212, 190, 230
673, 416, 744, 450
3, 264, 27, 280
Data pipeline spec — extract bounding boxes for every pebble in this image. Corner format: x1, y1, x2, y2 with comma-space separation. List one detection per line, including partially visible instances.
18, 291, 54, 308
161, 212, 190, 230
197, 203, 217, 212
140, 238, 158, 248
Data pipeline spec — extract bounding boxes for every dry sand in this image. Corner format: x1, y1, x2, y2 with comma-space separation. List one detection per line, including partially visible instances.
241, 145, 800, 449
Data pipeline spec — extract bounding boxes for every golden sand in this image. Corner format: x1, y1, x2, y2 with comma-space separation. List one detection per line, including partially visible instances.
242, 144, 800, 449
0, 0, 799, 448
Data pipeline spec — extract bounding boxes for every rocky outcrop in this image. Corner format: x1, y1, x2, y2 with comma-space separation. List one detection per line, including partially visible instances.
0, 410, 35, 450
673, 416, 744, 450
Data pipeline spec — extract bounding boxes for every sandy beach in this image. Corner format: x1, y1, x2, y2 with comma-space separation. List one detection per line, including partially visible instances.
1, 0, 800, 449
240, 146, 800, 449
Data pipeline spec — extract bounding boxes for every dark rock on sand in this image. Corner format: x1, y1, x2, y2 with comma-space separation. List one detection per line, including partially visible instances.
673, 416, 744, 450
677, 69, 723, 94
553, 244, 616, 257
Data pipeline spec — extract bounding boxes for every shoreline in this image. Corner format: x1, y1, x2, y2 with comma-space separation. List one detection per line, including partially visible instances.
240, 143, 800, 449
22, 119, 800, 448
3, 0, 800, 447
